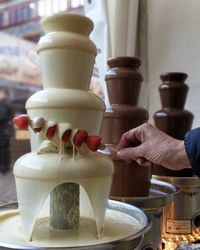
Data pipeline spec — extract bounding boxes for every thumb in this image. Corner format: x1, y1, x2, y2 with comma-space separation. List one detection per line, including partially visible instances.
117, 146, 142, 161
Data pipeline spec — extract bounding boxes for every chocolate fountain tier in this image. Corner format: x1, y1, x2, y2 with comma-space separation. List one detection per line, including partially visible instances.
159, 72, 189, 109
153, 108, 193, 140
102, 147, 152, 198
110, 160, 151, 197
160, 72, 187, 82
101, 104, 149, 144
105, 57, 143, 105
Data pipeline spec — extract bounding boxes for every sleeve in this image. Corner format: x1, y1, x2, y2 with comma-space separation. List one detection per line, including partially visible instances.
184, 128, 200, 177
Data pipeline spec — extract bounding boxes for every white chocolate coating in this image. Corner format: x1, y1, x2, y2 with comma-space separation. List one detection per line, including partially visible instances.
0, 209, 143, 247
38, 50, 96, 90
14, 153, 113, 180
14, 175, 113, 240
37, 14, 96, 91
13, 13, 114, 245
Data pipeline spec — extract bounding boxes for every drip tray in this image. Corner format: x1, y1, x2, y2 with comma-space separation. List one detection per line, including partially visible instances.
0, 200, 151, 250
112, 179, 179, 209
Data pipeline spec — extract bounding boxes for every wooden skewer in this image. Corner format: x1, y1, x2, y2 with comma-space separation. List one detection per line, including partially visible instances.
106, 145, 118, 153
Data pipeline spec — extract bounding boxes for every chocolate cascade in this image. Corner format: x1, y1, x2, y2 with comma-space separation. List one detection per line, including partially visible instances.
153, 72, 194, 176
101, 57, 150, 197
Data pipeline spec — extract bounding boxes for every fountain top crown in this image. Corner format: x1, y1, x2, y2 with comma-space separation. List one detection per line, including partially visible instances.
41, 13, 94, 35
37, 13, 97, 55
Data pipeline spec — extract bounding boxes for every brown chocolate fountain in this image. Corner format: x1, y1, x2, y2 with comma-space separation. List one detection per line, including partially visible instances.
153, 72, 194, 176
101, 57, 150, 197
153, 73, 200, 249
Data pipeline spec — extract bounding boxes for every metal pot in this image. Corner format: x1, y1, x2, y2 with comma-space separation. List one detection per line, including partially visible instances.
153, 175, 200, 249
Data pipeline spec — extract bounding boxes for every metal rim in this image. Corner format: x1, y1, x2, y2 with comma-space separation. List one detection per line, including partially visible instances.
153, 175, 200, 188
111, 179, 179, 209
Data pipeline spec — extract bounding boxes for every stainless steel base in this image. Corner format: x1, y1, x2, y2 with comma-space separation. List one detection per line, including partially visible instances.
0, 200, 151, 250
113, 179, 178, 250
153, 175, 200, 248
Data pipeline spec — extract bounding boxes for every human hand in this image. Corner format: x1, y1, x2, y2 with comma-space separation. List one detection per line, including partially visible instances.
117, 123, 191, 170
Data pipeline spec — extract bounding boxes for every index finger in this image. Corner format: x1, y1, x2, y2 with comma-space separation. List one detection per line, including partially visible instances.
116, 127, 141, 151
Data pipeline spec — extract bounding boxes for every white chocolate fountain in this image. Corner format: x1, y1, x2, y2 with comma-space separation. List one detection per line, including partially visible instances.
0, 14, 149, 249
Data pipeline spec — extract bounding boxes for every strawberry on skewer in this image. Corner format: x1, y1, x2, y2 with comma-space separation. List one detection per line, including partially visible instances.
12, 114, 29, 130
34, 127, 43, 133
46, 122, 57, 139
85, 135, 102, 152
32, 117, 45, 133
73, 130, 88, 147
62, 129, 72, 143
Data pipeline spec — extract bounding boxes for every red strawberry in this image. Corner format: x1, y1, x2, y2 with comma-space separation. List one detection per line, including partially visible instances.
46, 124, 57, 139
73, 130, 88, 147
34, 127, 42, 133
12, 115, 29, 130
85, 135, 102, 152
62, 129, 72, 142
32, 117, 45, 133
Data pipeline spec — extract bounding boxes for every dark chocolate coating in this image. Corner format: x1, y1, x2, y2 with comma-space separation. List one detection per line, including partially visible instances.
105, 57, 143, 106
153, 72, 194, 177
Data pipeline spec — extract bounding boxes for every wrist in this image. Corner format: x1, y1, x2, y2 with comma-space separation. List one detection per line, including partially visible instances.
173, 140, 191, 170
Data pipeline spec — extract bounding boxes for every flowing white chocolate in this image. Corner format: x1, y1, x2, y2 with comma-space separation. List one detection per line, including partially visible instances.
0, 208, 143, 247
